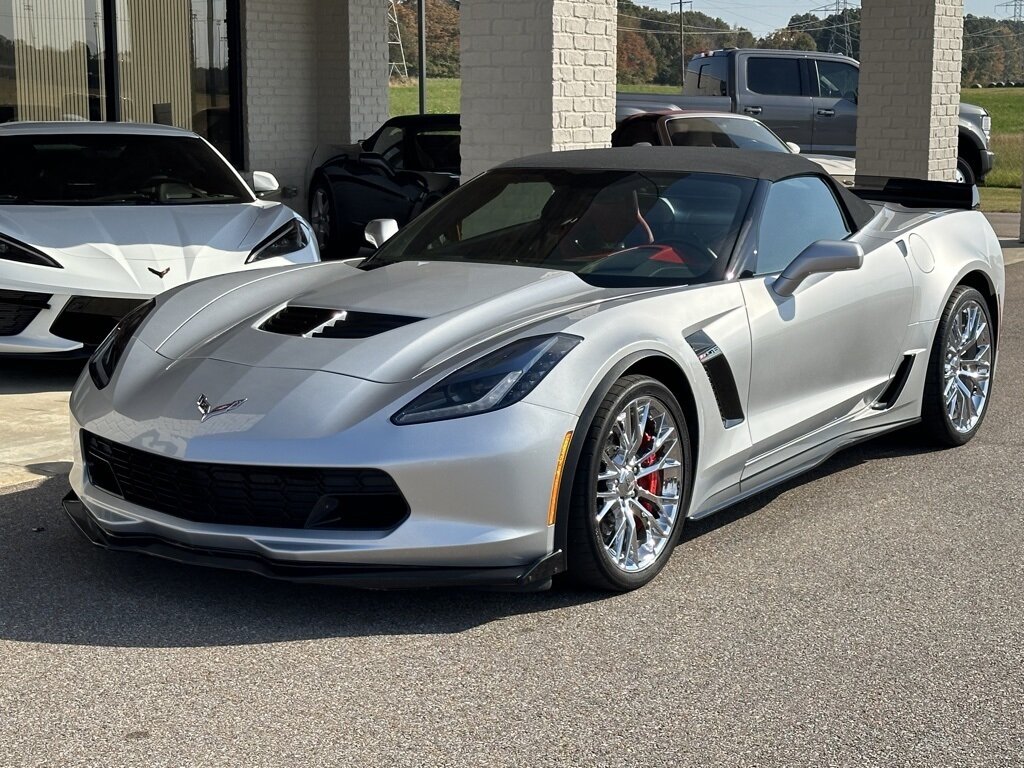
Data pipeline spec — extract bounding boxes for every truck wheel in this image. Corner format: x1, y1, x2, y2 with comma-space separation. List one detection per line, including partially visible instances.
955, 157, 976, 186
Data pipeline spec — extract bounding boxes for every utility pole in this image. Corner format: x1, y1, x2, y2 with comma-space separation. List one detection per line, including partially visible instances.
386, 0, 409, 81
673, 0, 692, 88
418, 0, 427, 114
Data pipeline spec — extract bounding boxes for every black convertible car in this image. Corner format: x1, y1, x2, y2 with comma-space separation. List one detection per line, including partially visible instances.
308, 114, 460, 258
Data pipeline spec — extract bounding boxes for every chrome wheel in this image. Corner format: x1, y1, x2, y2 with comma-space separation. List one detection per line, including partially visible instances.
595, 396, 683, 573
310, 187, 331, 251
943, 299, 992, 434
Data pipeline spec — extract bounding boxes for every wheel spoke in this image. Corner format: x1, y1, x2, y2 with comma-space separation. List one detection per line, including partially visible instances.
592, 392, 685, 575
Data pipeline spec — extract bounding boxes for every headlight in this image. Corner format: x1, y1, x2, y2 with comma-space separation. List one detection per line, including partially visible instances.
392, 334, 582, 425
88, 299, 156, 390
0, 234, 61, 268
981, 114, 992, 141
246, 220, 309, 263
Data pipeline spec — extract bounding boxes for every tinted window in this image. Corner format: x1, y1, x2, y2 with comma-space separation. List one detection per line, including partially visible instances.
612, 117, 660, 147
0, 134, 251, 205
690, 57, 728, 97
747, 58, 803, 97
755, 176, 850, 275
664, 116, 790, 153
817, 61, 859, 102
362, 170, 758, 288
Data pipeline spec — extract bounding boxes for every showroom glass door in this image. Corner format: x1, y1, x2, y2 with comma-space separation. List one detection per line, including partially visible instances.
0, 0, 240, 163
0, 0, 106, 123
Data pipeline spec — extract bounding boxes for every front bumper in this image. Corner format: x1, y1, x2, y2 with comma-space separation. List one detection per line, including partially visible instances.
64, 492, 565, 589
979, 150, 995, 179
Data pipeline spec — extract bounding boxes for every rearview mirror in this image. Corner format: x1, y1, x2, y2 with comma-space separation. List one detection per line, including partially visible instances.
772, 240, 864, 298
251, 171, 280, 197
365, 218, 399, 249
786, 142, 801, 154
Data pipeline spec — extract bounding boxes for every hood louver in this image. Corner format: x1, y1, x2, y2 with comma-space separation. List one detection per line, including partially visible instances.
260, 305, 423, 339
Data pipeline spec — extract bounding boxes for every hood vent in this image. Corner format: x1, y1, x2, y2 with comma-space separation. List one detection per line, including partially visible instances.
260, 305, 423, 339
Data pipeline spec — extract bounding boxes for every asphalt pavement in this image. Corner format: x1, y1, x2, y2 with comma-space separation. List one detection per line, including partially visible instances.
1, 266, 1022, 767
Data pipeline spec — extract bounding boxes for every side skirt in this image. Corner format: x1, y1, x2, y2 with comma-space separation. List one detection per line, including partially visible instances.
689, 417, 920, 521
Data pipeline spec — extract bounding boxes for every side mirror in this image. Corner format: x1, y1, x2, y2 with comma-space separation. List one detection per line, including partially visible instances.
251, 171, 280, 197
364, 218, 399, 249
772, 240, 864, 298
786, 142, 801, 154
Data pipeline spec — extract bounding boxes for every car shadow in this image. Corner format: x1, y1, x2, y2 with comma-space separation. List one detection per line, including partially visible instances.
0, 431, 936, 650
0, 358, 84, 396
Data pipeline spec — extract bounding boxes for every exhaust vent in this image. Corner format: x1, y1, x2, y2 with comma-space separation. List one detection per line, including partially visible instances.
260, 306, 423, 339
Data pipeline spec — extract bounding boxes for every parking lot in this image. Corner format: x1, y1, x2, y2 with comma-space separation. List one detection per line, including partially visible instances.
0, 224, 1020, 766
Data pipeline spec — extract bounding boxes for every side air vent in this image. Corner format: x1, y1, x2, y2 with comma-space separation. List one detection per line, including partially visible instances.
260, 306, 423, 339
873, 354, 917, 410
685, 330, 745, 428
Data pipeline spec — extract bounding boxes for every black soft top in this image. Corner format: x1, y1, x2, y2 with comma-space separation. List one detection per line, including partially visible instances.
499, 147, 877, 231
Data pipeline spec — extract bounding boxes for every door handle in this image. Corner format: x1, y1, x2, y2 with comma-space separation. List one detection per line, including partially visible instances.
743, 106, 763, 116
817, 108, 836, 117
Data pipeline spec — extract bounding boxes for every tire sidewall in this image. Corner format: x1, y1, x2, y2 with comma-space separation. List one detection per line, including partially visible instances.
926, 287, 993, 446
573, 376, 692, 591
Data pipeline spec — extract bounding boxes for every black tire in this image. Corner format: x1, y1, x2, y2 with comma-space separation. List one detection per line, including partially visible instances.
920, 286, 994, 447
567, 375, 692, 592
309, 180, 340, 259
955, 156, 977, 187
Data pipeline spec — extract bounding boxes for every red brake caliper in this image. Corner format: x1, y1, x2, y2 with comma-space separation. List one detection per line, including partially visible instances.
636, 421, 661, 532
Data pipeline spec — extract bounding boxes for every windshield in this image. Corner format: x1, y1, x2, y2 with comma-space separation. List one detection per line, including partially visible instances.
664, 116, 791, 153
0, 134, 252, 205
361, 169, 757, 287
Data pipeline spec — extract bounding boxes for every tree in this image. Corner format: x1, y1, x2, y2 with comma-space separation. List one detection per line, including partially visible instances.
758, 30, 817, 51
394, 0, 461, 79
617, 31, 657, 85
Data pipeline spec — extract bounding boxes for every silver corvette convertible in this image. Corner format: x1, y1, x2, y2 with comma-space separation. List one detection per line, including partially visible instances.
63, 148, 1005, 592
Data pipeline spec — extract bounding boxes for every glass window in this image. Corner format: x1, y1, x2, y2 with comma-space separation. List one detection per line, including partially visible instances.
460, 181, 554, 239
755, 176, 850, 276
817, 61, 859, 102
362, 170, 758, 288
664, 116, 791, 153
693, 58, 728, 97
612, 116, 659, 147
0, 133, 251, 205
0, 0, 107, 123
747, 57, 803, 97
407, 127, 460, 173
369, 126, 405, 166
0, 1, 240, 163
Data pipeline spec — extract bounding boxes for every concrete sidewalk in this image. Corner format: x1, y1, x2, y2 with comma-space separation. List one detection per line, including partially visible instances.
0, 211, 1021, 491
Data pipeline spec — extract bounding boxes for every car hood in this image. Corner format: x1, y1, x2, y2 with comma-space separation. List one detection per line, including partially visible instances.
151, 260, 619, 384
0, 202, 296, 292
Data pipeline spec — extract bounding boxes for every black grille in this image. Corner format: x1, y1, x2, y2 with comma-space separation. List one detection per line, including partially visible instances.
0, 289, 51, 336
83, 432, 409, 531
260, 305, 422, 339
50, 296, 147, 346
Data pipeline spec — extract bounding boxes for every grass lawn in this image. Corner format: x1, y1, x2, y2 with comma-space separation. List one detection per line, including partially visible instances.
979, 186, 1022, 214
389, 78, 461, 116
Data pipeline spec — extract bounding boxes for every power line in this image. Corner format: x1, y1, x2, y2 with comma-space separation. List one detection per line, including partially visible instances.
808, 0, 858, 57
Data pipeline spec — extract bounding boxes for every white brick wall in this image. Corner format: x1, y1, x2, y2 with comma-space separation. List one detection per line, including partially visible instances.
460, 0, 617, 180
243, 0, 388, 212
856, 0, 964, 182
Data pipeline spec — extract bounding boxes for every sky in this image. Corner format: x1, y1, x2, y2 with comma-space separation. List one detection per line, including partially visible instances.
641, 1, 1015, 37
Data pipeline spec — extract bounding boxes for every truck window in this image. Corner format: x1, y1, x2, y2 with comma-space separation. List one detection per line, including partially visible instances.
689, 57, 728, 97
747, 58, 803, 97
816, 61, 859, 102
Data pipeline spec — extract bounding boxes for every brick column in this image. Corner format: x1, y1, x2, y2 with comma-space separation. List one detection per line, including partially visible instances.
243, 0, 388, 210
856, 0, 964, 182
460, 0, 617, 180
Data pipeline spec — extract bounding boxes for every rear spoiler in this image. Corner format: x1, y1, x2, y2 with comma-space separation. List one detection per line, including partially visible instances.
851, 176, 980, 211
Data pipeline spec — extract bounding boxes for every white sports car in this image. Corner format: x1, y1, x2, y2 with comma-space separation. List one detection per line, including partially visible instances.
0, 122, 319, 356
